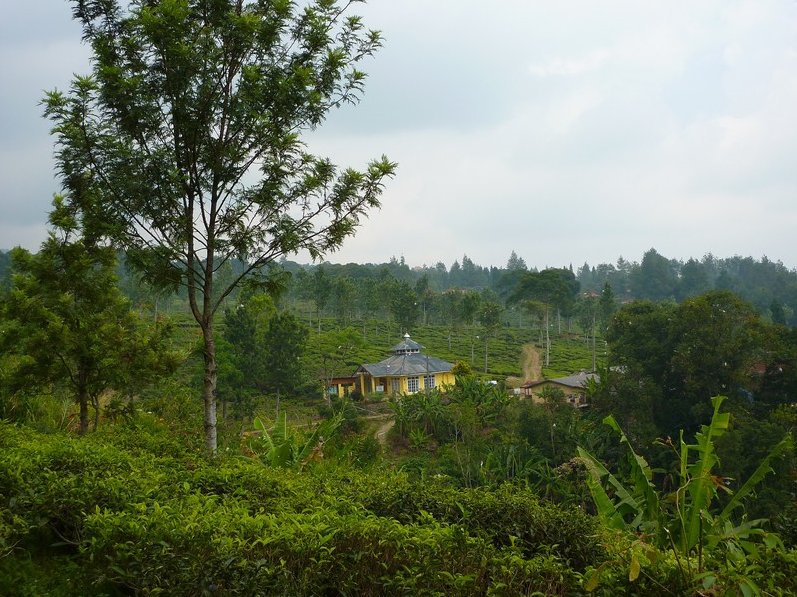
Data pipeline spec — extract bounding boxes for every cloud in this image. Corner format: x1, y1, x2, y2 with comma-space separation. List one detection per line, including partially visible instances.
528, 50, 611, 78
3, 0, 797, 270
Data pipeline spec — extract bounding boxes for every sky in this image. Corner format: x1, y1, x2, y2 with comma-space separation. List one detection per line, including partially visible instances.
2, 1, 797, 271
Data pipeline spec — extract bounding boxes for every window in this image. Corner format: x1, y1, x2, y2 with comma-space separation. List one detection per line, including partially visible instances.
391, 379, 401, 394
424, 374, 435, 390
407, 376, 420, 393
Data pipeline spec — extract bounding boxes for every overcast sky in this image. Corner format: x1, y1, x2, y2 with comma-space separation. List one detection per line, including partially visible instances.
3, 1, 797, 270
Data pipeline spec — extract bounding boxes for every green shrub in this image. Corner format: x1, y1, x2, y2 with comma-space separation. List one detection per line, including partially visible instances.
82, 498, 580, 595
325, 470, 606, 571
25, 420, 796, 595
0, 422, 595, 594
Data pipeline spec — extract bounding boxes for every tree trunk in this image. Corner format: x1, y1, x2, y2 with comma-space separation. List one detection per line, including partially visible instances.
78, 384, 89, 435
202, 320, 218, 453
592, 313, 598, 373
92, 394, 100, 431
545, 307, 551, 366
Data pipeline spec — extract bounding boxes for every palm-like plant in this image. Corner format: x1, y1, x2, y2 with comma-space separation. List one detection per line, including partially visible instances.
249, 411, 343, 470
578, 396, 792, 561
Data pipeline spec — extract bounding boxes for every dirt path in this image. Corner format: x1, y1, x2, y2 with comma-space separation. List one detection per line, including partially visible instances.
374, 417, 394, 446
521, 343, 542, 381
359, 412, 394, 446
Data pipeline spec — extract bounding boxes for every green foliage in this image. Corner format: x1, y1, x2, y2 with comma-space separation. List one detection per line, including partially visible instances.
298, 313, 598, 385
390, 389, 449, 441
45, 0, 395, 451
0, 421, 603, 595
0, 198, 180, 434
598, 282, 616, 332
629, 248, 678, 301
388, 279, 420, 331
261, 312, 309, 396
578, 397, 794, 592
517, 386, 585, 465
248, 411, 343, 470
509, 268, 579, 319
0, 387, 74, 434
3, 406, 796, 595
81, 497, 580, 596
390, 378, 510, 449
221, 296, 270, 389
578, 420, 661, 536
347, 473, 605, 571
605, 291, 769, 435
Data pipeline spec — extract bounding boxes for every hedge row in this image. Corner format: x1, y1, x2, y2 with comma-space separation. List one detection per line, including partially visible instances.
7, 421, 794, 594
83, 499, 577, 595
0, 422, 596, 594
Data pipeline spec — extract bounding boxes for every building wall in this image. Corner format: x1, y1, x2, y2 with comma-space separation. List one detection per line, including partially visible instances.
357, 371, 456, 396
524, 381, 587, 406
434, 371, 456, 389
328, 381, 355, 397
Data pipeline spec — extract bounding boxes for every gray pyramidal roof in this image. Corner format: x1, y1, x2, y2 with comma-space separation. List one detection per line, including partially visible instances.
390, 334, 424, 353
357, 333, 454, 377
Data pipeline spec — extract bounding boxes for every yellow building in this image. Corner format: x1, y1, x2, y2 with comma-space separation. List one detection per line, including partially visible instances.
325, 376, 357, 398
354, 333, 455, 396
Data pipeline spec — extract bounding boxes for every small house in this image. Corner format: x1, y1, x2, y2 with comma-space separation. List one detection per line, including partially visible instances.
520, 371, 598, 408
354, 333, 455, 396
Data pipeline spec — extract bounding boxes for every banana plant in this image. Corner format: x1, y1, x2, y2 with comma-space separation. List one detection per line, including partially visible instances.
249, 411, 343, 470
577, 416, 661, 537
578, 396, 792, 556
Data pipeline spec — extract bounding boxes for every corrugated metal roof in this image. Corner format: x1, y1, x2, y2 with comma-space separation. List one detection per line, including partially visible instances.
521, 371, 599, 389
390, 333, 424, 354
357, 353, 453, 377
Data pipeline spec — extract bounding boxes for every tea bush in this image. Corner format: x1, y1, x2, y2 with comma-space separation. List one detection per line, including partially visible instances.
83, 500, 580, 595
0, 422, 594, 594
324, 471, 604, 570
6, 419, 793, 594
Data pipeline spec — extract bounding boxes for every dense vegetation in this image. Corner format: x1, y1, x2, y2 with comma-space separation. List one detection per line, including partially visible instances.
4, 185, 797, 595
4, 246, 797, 327
3, 0, 797, 594
1, 420, 611, 595
2, 379, 796, 594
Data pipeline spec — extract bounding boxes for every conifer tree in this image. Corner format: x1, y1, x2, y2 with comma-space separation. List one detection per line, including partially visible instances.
2, 197, 177, 433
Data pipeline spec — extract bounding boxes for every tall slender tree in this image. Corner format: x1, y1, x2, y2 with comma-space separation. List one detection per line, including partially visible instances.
44, 1, 395, 451
479, 301, 502, 373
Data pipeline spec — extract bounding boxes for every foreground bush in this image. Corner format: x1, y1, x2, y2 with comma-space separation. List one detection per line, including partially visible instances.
0, 421, 590, 594
324, 472, 603, 570
5, 420, 794, 594
84, 500, 577, 595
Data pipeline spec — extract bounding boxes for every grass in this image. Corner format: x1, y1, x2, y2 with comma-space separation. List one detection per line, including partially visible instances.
149, 301, 606, 397
300, 317, 606, 383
